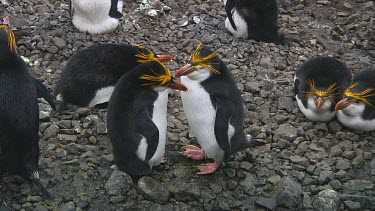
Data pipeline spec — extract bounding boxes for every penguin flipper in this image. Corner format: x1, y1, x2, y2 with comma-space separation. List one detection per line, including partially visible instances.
214, 96, 234, 155
225, 0, 238, 31
69, 0, 74, 17
33, 77, 56, 110
135, 110, 159, 161
294, 78, 300, 96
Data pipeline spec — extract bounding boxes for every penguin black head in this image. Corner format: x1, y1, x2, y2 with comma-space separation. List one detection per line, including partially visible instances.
137, 61, 187, 92
336, 68, 375, 114
133, 43, 172, 64
174, 43, 222, 78
0, 17, 17, 53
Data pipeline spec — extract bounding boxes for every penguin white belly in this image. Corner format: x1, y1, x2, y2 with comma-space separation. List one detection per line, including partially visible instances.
71, 0, 123, 34
181, 77, 225, 161
337, 111, 375, 132
1, 0, 9, 4
148, 90, 168, 167
88, 86, 115, 107
225, 10, 248, 39
296, 95, 336, 122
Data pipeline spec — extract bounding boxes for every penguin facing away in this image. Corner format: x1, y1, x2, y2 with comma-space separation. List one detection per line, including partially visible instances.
174, 44, 265, 175
55, 43, 172, 111
335, 67, 375, 132
107, 60, 187, 177
294, 56, 352, 122
69, 0, 123, 34
222, 0, 279, 42
0, 23, 51, 199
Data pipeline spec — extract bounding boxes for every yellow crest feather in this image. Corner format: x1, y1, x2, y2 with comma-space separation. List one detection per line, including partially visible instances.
139, 61, 172, 86
305, 80, 339, 102
131, 43, 158, 63
344, 82, 375, 107
190, 43, 220, 75
0, 24, 17, 53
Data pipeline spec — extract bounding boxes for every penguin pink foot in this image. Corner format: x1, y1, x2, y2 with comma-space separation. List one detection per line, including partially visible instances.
196, 161, 221, 175
181, 145, 205, 160
160, 157, 168, 164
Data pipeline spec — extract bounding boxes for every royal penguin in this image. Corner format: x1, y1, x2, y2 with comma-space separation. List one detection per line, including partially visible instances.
69, 0, 123, 34
55, 43, 172, 111
221, 0, 279, 42
0, 21, 51, 199
335, 67, 375, 132
174, 44, 265, 175
294, 56, 352, 122
107, 60, 187, 177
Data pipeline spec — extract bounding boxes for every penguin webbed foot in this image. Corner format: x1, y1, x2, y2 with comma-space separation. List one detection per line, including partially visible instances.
159, 156, 168, 164
109, 11, 123, 19
180, 145, 205, 161
196, 161, 221, 175
31, 177, 53, 200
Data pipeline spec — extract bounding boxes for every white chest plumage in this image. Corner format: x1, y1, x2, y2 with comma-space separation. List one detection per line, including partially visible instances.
180, 76, 225, 161
337, 111, 375, 132
88, 86, 115, 107
225, 9, 248, 38
71, 0, 123, 34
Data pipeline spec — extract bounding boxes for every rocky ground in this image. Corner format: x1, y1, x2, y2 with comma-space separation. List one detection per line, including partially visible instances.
1, 0, 375, 210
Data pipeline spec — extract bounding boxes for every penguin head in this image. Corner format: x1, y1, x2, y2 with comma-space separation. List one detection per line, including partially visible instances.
137, 61, 187, 92
335, 80, 375, 116
304, 80, 338, 112
174, 43, 221, 81
0, 17, 17, 53
133, 43, 172, 64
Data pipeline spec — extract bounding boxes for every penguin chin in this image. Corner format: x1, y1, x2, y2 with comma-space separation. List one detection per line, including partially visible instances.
186, 68, 211, 82
307, 97, 331, 113
153, 86, 168, 92
341, 102, 365, 116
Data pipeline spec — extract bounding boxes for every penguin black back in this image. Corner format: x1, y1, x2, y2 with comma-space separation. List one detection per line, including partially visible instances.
0, 24, 51, 199
55, 43, 172, 109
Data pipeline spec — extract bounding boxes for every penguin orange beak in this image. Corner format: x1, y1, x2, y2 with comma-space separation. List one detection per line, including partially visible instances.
174, 64, 196, 78
167, 81, 188, 92
156, 54, 173, 63
335, 98, 354, 110
315, 97, 324, 108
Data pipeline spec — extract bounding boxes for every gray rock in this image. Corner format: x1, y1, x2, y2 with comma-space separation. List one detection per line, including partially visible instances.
312, 189, 340, 211
327, 121, 342, 133
344, 200, 361, 211
274, 125, 298, 141
303, 192, 313, 209
44, 124, 59, 138
244, 81, 260, 93
318, 170, 334, 185
255, 197, 277, 211
335, 158, 351, 170
343, 180, 374, 193
96, 122, 108, 134
105, 170, 133, 195
167, 182, 201, 202
138, 176, 170, 205
340, 194, 375, 210
52, 37, 66, 49
278, 97, 294, 112
60, 202, 76, 211
290, 155, 309, 167
273, 176, 302, 208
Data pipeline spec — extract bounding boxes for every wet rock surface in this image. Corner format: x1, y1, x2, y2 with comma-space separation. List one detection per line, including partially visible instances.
0, 0, 374, 210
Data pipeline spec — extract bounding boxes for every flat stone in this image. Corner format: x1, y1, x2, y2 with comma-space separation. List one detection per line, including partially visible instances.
167, 182, 201, 202
138, 176, 170, 205
336, 159, 351, 170
343, 180, 374, 193
278, 97, 294, 112
105, 170, 133, 195
344, 200, 361, 211
340, 194, 375, 210
275, 125, 298, 141
318, 171, 334, 185
60, 202, 75, 211
290, 155, 309, 167
327, 121, 342, 133
273, 176, 302, 208
329, 145, 343, 157
44, 124, 59, 139
255, 197, 277, 211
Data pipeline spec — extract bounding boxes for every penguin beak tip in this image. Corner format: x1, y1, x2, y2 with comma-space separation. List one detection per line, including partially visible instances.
175, 64, 195, 78
335, 98, 353, 110
157, 54, 173, 63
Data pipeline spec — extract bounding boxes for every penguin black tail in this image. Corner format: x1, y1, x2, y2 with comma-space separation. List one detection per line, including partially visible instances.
33, 77, 56, 110
30, 171, 52, 200
243, 135, 267, 148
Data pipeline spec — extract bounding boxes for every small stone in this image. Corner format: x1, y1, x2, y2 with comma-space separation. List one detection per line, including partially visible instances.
290, 155, 309, 167
336, 159, 351, 170
278, 97, 294, 112
303, 192, 313, 209
327, 121, 342, 133
240, 161, 253, 171
96, 122, 108, 134
275, 125, 298, 141
344, 200, 361, 210
312, 189, 340, 211
105, 170, 133, 195
273, 176, 302, 208
167, 182, 201, 202
342, 151, 356, 160
255, 197, 277, 211
138, 176, 170, 205
343, 180, 374, 193
329, 145, 343, 157
44, 125, 59, 139
75, 107, 91, 116
52, 37, 66, 49
318, 171, 334, 185
60, 202, 75, 211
